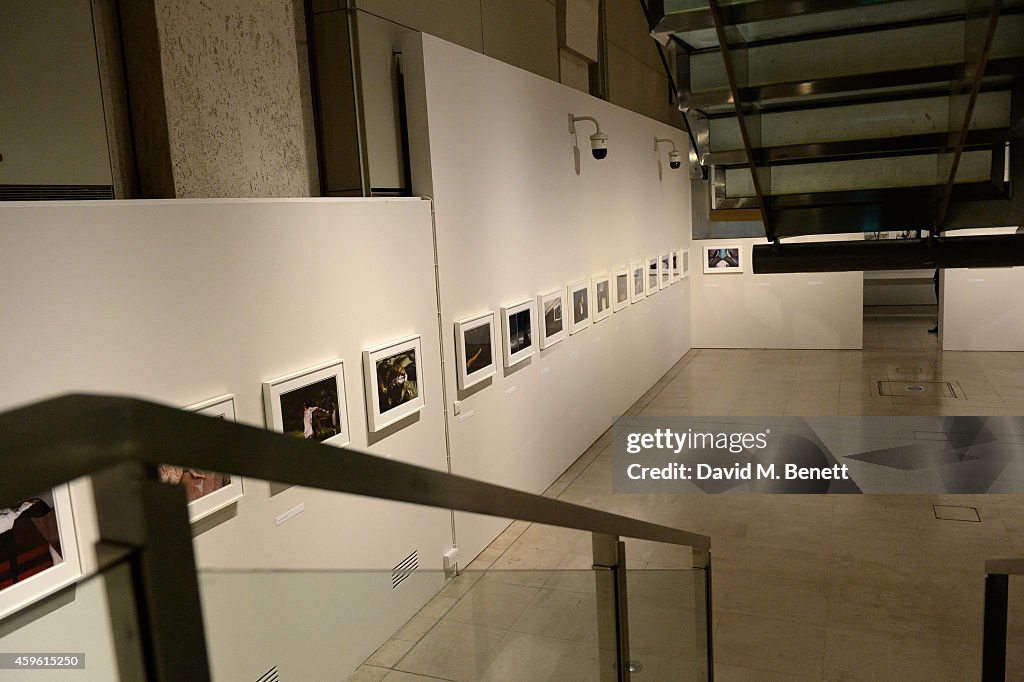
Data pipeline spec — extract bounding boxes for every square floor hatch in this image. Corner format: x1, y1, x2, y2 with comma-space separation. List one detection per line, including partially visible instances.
877, 380, 963, 399
933, 505, 980, 522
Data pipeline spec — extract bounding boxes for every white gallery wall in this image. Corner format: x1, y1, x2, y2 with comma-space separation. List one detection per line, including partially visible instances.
942, 227, 1024, 351
402, 34, 694, 559
0, 199, 451, 680
689, 237, 864, 349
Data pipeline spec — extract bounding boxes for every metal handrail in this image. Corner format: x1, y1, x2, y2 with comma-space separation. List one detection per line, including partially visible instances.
1, 393, 710, 550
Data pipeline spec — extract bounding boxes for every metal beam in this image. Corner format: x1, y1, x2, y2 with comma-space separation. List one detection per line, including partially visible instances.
751, 233, 1024, 273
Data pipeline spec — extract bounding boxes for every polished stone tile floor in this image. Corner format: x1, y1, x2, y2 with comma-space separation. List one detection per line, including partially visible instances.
352, 316, 1024, 681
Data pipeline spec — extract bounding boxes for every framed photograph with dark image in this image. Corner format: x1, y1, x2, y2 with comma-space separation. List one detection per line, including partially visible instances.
160, 394, 244, 522
264, 359, 350, 447
661, 253, 672, 288
593, 274, 611, 322
455, 312, 496, 390
0, 485, 81, 620
647, 257, 659, 293
704, 245, 743, 273
630, 261, 646, 303
671, 250, 680, 278
537, 289, 567, 349
613, 266, 630, 312
568, 279, 591, 334
363, 335, 425, 432
500, 299, 536, 367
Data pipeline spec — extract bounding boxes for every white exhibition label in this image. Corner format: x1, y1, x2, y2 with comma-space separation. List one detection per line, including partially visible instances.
275, 503, 305, 526
703, 283, 719, 288
457, 410, 476, 423
569, 351, 579, 359
755, 282, 771, 287
807, 281, 823, 286
540, 366, 551, 375
504, 386, 517, 397
968, 277, 986, 282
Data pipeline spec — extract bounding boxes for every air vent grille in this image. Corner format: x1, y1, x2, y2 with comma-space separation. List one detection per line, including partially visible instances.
392, 550, 418, 589
0, 184, 115, 201
256, 665, 279, 682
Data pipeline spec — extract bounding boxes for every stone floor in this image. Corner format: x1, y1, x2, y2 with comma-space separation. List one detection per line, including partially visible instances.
351, 313, 1024, 681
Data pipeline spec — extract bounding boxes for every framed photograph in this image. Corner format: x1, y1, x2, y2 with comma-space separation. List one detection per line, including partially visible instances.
500, 299, 536, 367
455, 313, 496, 390
613, 266, 630, 312
671, 251, 681, 280
704, 245, 743, 273
647, 257, 660, 294
592, 274, 612, 323
537, 289, 567, 349
660, 253, 672, 288
680, 248, 690, 279
160, 395, 244, 522
568, 279, 592, 334
630, 261, 646, 303
363, 336, 426, 432
0, 485, 81, 620
264, 359, 351, 447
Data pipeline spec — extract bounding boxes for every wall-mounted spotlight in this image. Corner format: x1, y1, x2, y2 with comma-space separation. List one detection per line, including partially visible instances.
569, 113, 607, 175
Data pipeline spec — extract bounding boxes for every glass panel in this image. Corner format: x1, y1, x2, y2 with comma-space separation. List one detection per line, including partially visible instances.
198, 568, 603, 681
0, 558, 145, 682
625, 540, 710, 681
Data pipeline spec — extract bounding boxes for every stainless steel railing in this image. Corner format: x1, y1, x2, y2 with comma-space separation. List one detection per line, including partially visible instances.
1, 394, 712, 681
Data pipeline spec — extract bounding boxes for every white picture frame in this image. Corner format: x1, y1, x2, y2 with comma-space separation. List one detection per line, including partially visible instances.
647, 256, 660, 294
501, 299, 536, 367
537, 289, 567, 349
612, 266, 630, 312
680, 248, 690, 279
264, 359, 351, 447
0, 485, 81, 620
455, 313, 497, 390
592, 274, 612, 323
363, 335, 426, 432
568, 279, 592, 334
670, 250, 681, 282
660, 253, 672, 289
630, 261, 647, 303
159, 394, 244, 522
704, 245, 743, 273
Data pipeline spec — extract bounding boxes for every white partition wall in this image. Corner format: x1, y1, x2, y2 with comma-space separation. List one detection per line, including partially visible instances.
402, 34, 694, 559
0, 199, 451, 680
690, 237, 863, 350
942, 229, 1024, 351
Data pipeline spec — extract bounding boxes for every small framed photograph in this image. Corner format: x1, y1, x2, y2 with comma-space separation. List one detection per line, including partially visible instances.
592, 274, 612, 323
501, 299, 536, 367
0, 485, 81, 620
264, 359, 351, 447
455, 313, 496, 390
704, 245, 743, 273
160, 395, 244, 522
660, 253, 672, 288
363, 336, 425, 432
671, 251, 681, 280
680, 248, 690, 279
630, 261, 646, 303
568, 279, 592, 334
537, 289, 567, 349
647, 257, 660, 294
613, 266, 630, 312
